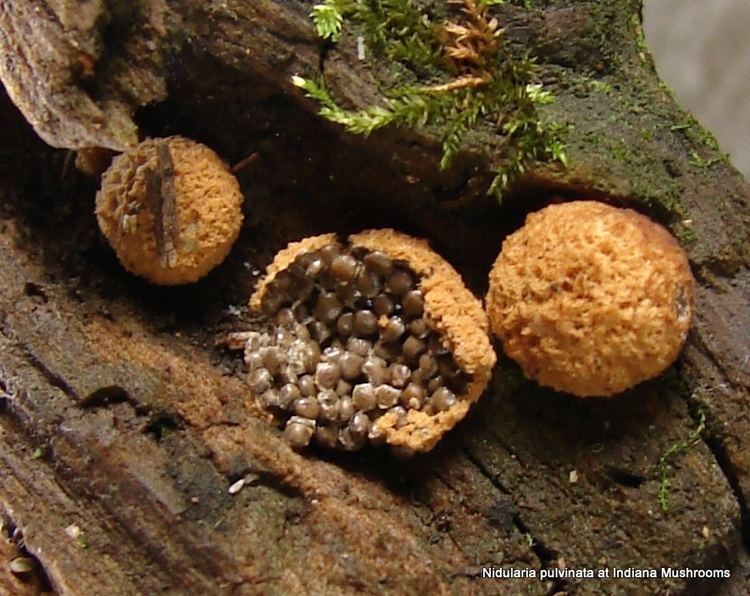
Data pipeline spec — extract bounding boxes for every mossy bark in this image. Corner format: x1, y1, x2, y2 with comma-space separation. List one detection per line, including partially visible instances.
1, 1, 749, 594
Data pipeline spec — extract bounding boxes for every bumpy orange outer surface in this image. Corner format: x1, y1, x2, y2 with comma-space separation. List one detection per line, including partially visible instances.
486, 201, 695, 397
96, 136, 243, 285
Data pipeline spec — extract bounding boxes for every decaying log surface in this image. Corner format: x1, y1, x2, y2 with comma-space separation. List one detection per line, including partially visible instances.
1, 0, 749, 594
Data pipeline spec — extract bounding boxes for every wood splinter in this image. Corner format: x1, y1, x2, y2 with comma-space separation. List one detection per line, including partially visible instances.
145, 141, 180, 269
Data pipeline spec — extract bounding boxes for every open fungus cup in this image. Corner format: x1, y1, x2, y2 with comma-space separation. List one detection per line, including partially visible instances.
246, 229, 496, 454
486, 201, 695, 398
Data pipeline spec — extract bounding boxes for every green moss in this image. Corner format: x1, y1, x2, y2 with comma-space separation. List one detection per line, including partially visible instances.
591, 80, 612, 94
669, 113, 723, 157
689, 150, 724, 169
630, 13, 647, 56
695, 129, 721, 152
609, 139, 630, 163
674, 222, 698, 247
656, 408, 706, 513
302, 0, 567, 200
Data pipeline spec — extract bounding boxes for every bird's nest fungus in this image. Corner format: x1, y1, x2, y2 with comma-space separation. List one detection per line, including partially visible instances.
234, 229, 497, 455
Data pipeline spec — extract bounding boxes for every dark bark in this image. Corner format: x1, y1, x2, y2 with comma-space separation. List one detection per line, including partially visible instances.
1, 1, 749, 594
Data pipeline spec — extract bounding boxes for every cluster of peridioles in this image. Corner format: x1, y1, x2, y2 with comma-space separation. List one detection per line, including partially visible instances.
240, 236, 478, 452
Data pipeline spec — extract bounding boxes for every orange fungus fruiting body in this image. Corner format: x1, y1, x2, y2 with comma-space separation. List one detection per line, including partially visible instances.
96, 136, 244, 285
246, 229, 496, 453
486, 201, 695, 397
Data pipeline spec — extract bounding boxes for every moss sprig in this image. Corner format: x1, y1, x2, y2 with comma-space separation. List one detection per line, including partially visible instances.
312, 0, 441, 66
311, 0, 348, 41
656, 408, 706, 512
303, 0, 567, 200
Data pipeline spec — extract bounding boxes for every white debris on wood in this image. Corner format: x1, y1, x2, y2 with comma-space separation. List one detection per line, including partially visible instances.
228, 478, 245, 495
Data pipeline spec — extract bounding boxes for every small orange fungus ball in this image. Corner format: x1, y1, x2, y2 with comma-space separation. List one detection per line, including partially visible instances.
486, 201, 694, 397
96, 136, 244, 285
